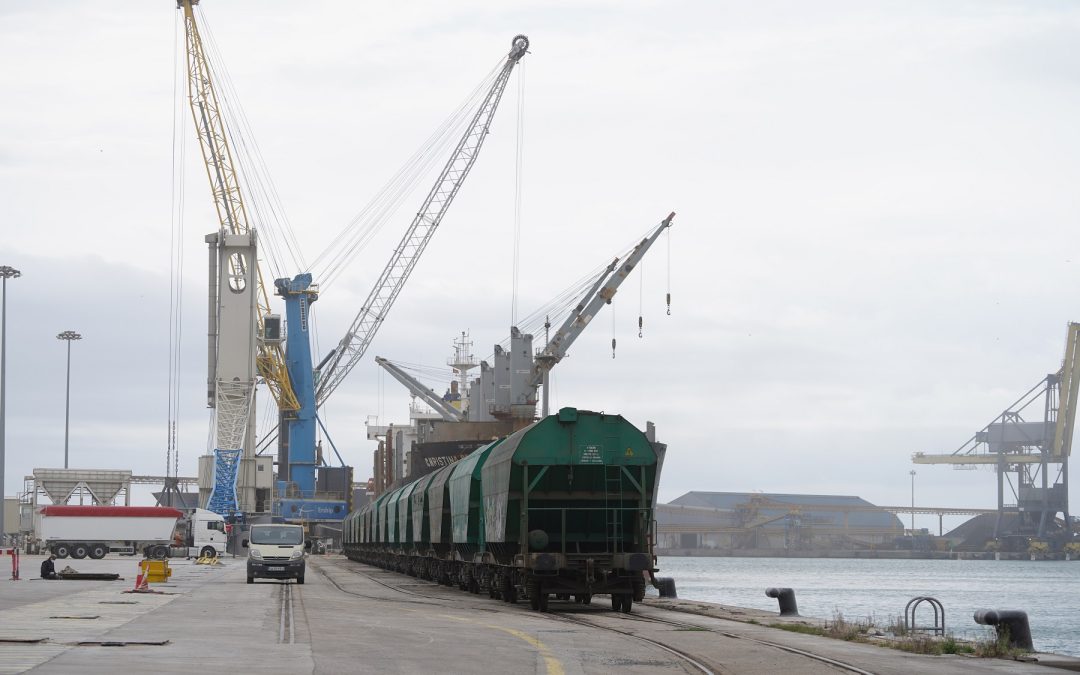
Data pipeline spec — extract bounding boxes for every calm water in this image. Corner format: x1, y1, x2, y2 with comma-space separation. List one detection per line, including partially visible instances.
656, 556, 1080, 657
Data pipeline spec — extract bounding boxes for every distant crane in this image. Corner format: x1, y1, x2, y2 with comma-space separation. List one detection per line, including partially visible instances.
912, 322, 1079, 542
272, 35, 530, 512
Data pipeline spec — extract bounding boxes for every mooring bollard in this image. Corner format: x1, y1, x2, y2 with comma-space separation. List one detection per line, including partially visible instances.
766, 587, 799, 616
973, 609, 1034, 651
655, 577, 677, 598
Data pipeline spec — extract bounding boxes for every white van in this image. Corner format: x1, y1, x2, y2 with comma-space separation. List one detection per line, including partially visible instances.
244, 524, 307, 584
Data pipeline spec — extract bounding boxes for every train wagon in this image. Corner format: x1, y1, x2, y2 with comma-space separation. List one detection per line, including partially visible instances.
343, 407, 665, 612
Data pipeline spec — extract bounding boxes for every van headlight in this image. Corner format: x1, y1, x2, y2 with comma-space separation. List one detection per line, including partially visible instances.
249, 549, 263, 560
290, 550, 303, 560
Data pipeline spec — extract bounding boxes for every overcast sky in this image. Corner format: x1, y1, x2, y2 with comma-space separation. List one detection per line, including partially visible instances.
3, 1, 1080, 532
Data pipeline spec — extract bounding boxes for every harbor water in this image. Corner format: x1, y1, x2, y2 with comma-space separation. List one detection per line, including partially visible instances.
657, 556, 1080, 657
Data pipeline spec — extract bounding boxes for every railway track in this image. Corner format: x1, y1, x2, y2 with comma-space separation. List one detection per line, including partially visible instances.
313, 557, 872, 674
278, 583, 296, 644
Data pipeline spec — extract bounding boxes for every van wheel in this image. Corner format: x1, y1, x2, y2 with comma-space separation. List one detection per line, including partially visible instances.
70, 543, 89, 560
296, 576, 305, 585
88, 543, 108, 559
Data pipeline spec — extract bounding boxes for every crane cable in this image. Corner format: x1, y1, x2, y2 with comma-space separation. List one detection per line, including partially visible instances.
309, 59, 507, 290
195, 5, 307, 279
667, 226, 672, 315
510, 63, 526, 326
168, 9, 188, 474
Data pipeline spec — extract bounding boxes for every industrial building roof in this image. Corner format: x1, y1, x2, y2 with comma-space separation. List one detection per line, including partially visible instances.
661, 491, 903, 530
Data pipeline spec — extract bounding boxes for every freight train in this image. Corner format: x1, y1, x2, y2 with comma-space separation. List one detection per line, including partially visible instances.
343, 408, 665, 612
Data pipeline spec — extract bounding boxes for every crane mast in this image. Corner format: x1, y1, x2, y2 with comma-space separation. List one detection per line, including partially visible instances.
313, 35, 530, 407
179, 0, 299, 415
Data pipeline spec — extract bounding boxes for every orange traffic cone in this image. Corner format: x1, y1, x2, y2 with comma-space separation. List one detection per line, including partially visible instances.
132, 570, 147, 592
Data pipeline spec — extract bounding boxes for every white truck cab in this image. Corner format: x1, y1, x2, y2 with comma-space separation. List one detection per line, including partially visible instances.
244, 524, 307, 584
186, 508, 227, 558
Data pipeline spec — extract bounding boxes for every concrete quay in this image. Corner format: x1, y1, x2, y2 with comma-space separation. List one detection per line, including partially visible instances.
0, 553, 1077, 674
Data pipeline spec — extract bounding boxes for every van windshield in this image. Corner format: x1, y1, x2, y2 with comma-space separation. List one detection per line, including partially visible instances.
249, 526, 304, 545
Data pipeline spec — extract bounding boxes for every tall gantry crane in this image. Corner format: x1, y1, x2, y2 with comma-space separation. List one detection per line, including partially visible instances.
179, 0, 299, 516
273, 35, 530, 512
913, 322, 1079, 543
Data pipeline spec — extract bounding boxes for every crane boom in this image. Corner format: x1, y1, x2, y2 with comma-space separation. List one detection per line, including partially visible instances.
314, 35, 529, 406
531, 212, 675, 390
179, 0, 299, 413
1052, 322, 1080, 458
375, 357, 465, 422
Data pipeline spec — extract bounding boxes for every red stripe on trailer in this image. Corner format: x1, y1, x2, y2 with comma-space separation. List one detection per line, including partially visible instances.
39, 506, 183, 518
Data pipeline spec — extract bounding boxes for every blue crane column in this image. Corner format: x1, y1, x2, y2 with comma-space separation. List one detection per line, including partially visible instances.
275, 274, 319, 499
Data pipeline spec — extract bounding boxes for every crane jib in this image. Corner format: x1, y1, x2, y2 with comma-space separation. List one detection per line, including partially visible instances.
313, 35, 530, 408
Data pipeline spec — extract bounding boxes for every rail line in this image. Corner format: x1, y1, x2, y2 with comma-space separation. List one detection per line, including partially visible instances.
553, 610, 874, 675
315, 558, 874, 674
278, 583, 295, 644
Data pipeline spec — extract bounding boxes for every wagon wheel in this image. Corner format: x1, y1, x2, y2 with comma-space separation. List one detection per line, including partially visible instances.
503, 574, 517, 604
528, 579, 541, 611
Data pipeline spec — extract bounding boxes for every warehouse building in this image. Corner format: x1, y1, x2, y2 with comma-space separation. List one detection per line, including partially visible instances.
657, 491, 904, 553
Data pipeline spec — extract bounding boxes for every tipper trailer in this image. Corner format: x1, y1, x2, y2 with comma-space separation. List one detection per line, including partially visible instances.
34, 505, 227, 559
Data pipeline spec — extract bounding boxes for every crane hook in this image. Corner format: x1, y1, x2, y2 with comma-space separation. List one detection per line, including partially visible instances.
611, 337, 616, 359
666, 292, 671, 316
638, 315, 643, 339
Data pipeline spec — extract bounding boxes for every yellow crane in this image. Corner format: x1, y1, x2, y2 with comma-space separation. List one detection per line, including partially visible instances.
912, 322, 1078, 540
178, 0, 299, 414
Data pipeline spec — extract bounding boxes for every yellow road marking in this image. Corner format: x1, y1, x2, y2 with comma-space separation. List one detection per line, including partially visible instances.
442, 614, 565, 675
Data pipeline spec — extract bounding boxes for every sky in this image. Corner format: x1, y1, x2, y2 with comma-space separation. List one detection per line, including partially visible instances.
3, 0, 1080, 533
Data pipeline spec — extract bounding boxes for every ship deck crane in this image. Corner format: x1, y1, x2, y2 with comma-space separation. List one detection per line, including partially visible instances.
912, 322, 1078, 541
374, 357, 465, 422
374, 211, 675, 424
532, 212, 675, 416
274, 35, 529, 507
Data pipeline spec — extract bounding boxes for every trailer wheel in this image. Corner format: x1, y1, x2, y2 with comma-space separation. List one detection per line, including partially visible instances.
52, 544, 70, 559
88, 543, 108, 560
70, 543, 89, 560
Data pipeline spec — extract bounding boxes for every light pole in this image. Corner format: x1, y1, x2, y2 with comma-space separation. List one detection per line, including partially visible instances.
1, 266, 22, 546
56, 330, 82, 470
909, 469, 916, 535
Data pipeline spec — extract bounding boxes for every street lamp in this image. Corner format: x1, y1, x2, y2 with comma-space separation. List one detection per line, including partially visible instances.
0, 266, 22, 546
56, 330, 82, 470
909, 469, 917, 535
